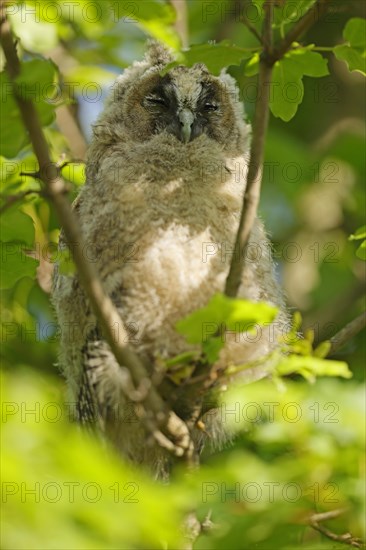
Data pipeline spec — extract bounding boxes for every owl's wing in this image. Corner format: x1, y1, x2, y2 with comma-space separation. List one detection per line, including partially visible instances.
77, 323, 136, 432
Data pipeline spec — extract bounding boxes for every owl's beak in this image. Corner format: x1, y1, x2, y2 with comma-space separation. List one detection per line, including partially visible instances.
178, 108, 195, 143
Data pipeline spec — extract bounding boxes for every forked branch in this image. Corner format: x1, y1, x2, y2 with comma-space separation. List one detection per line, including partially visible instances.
309, 509, 364, 548
225, 0, 333, 297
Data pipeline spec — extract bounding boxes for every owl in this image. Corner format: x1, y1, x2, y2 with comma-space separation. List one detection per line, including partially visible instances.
52, 42, 288, 477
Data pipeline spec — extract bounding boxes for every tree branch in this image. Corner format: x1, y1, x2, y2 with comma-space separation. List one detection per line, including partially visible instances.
0, 8, 193, 463
271, 0, 333, 62
309, 509, 364, 548
224, 0, 333, 297
328, 312, 366, 356
170, 0, 189, 49
55, 106, 87, 161
48, 44, 89, 161
240, 11, 263, 46
224, 4, 274, 297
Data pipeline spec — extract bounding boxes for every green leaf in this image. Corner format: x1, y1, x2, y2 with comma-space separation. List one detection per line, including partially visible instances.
15, 59, 59, 127
334, 44, 366, 76
2, 371, 183, 550
289, 336, 313, 356
61, 162, 86, 186
0, 207, 35, 246
202, 337, 224, 364
355, 240, 366, 261
270, 48, 328, 121
176, 293, 278, 345
243, 53, 260, 76
1, 59, 58, 157
71, 0, 114, 37
343, 17, 366, 48
0, 72, 28, 158
349, 225, 366, 241
0, 155, 40, 192
313, 340, 331, 358
276, 355, 352, 380
349, 226, 366, 260
8, 4, 58, 53
270, 58, 304, 121
0, 243, 38, 289
110, 0, 180, 50
182, 42, 253, 76
289, 47, 329, 76
334, 18, 366, 76
165, 351, 199, 368
15, 58, 56, 89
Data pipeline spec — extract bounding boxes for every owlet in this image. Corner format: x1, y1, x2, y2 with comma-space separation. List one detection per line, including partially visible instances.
52, 42, 288, 477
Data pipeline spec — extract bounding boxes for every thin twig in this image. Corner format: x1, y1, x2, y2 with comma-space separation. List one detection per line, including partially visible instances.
271, 0, 333, 62
305, 282, 365, 339
309, 509, 364, 548
310, 509, 347, 522
328, 312, 366, 356
240, 16, 263, 46
0, 8, 194, 463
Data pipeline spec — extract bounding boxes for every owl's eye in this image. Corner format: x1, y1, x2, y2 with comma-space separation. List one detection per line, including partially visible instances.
203, 102, 219, 112
145, 94, 167, 107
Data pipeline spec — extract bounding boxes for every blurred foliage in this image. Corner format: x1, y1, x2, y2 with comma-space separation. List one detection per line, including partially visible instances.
176, 293, 277, 362
349, 225, 366, 260
2, 370, 184, 550
2, 370, 364, 549
1, 0, 365, 548
334, 18, 366, 76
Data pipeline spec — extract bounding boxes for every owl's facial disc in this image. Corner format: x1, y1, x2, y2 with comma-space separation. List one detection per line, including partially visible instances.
140, 70, 224, 144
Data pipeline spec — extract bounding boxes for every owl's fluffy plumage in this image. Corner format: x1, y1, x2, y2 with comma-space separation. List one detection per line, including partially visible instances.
53, 42, 287, 476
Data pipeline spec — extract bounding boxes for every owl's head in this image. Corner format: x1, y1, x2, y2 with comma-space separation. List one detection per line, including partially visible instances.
93, 42, 250, 157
